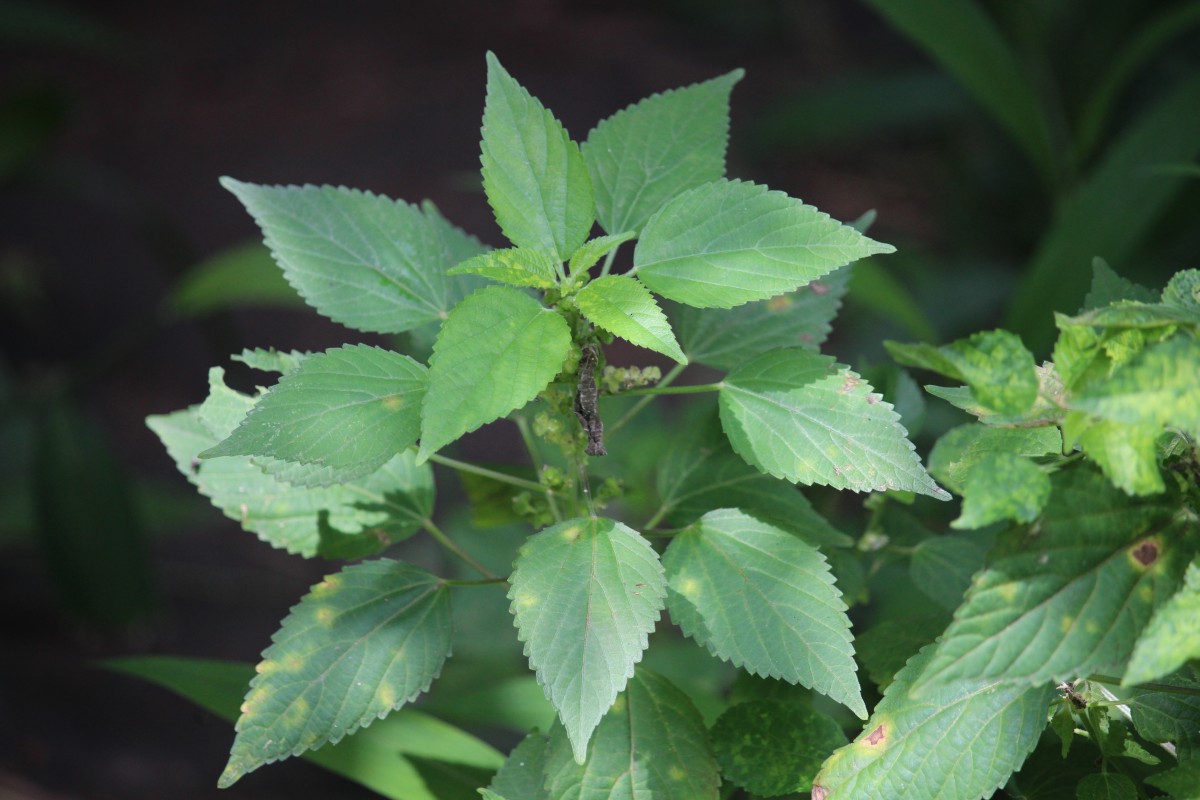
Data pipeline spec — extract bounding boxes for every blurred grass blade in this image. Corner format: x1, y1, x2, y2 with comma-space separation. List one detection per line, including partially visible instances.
167, 241, 306, 317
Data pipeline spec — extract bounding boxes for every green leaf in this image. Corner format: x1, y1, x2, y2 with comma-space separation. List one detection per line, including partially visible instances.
567, 232, 636, 276
481, 52, 593, 261
711, 700, 846, 796
167, 241, 306, 317
663, 509, 866, 718
543, 669, 718, 800
883, 340, 964, 381
1147, 759, 1200, 799
220, 559, 453, 787
908, 535, 986, 611
1163, 268, 1200, 310
147, 370, 432, 558
220, 179, 485, 334
106, 657, 501, 800
489, 733, 550, 800
812, 645, 1055, 800
1082, 258, 1158, 310
1071, 337, 1200, 432
1124, 559, 1200, 685
448, 247, 560, 289
575, 275, 686, 364
509, 517, 666, 762
634, 180, 893, 308
952, 452, 1051, 529
233, 347, 308, 375
582, 70, 742, 235
1129, 670, 1200, 752
928, 424, 1062, 496
1078, 419, 1165, 496
202, 345, 426, 486
669, 267, 850, 371
854, 614, 949, 690
914, 467, 1190, 693
718, 348, 947, 499
924, 366, 1067, 429
419, 286, 571, 461
942, 330, 1039, 415
1076, 773, 1137, 800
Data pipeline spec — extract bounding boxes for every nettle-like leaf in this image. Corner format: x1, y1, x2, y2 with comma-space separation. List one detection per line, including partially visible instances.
908, 535, 987, 611
543, 669, 719, 800
220, 559, 452, 787
924, 363, 1067, 428
634, 179, 894, 308
928, 424, 1062, 495
1082, 259, 1158, 310
915, 467, 1193, 693
1077, 418, 1165, 496
812, 645, 1054, 800
889, 330, 1038, 415
419, 286, 571, 461
233, 347, 308, 375
711, 700, 846, 796
221, 179, 485, 334
575, 274, 687, 364
1124, 558, 1200, 685
718, 348, 947, 499
147, 369, 432, 558
203, 345, 426, 486
481, 52, 593, 261
509, 517, 666, 762
447, 247, 560, 289
663, 509, 866, 718
952, 452, 1051, 529
669, 267, 850, 371
1163, 268, 1200, 310
1070, 336, 1200, 433
568, 232, 636, 276
489, 733, 550, 800
1128, 669, 1200, 755
582, 70, 741, 235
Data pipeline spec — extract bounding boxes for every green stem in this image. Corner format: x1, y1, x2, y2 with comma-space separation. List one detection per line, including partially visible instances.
598, 246, 620, 278
1089, 675, 1200, 698
428, 453, 547, 494
444, 577, 508, 587
606, 362, 687, 438
422, 517, 496, 580
641, 503, 673, 532
514, 415, 563, 523
610, 382, 722, 398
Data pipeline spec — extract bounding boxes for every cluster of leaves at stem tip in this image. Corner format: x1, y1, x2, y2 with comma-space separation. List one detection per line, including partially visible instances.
141, 50, 1200, 800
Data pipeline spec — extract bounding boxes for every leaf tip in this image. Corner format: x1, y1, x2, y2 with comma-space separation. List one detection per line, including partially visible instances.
217, 761, 245, 789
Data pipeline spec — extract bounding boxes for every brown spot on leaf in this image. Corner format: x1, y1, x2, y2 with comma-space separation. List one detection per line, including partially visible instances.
1131, 539, 1159, 567
865, 724, 886, 746
810, 281, 829, 296
812, 785, 828, 800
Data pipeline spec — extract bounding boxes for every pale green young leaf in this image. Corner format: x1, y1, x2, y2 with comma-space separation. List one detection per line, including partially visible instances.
582, 70, 742, 235
1078, 419, 1165, 496
1082, 258, 1157, 310
1063, 302, 1200, 331
928, 424, 1062, 495
1071, 337, 1200, 432
481, 52, 593, 261
915, 467, 1190, 693
488, 733, 550, 800
941, 330, 1038, 415
233, 347, 308, 375
509, 517, 666, 762
1124, 559, 1200, 685
1163, 268, 1200, 310
567, 231, 636, 276
634, 180, 894, 308
952, 452, 1051, 529
883, 340, 964, 381
419, 286, 571, 461
663, 509, 866, 718
220, 559, 452, 787
479, 790, 507, 800
925, 364, 1067, 429
220, 179, 485, 334
575, 275, 686, 363
812, 645, 1055, 800
543, 669, 718, 800
909, 535, 986, 611
447, 247, 560, 289
669, 267, 850, 371
1075, 773, 1137, 800
712, 700, 846, 796
202, 345, 426, 486
147, 370, 433, 558
718, 348, 947, 499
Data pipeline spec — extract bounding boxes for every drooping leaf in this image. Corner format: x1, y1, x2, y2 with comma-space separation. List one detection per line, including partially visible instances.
1124, 559, 1200, 685
941, 330, 1039, 415
952, 452, 1051, 529
575, 275, 686, 363
582, 70, 741, 235
718, 348, 947, 499
447, 247, 560, 289
167, 241, 306, 317
1076, 773, 1137, 800
634, 180, 894, 308
914, 467, 1191, 693
924, 365, 1067, 429
481, 52, 593, 261
220, 179, 485, 333
568, 232, 636, 276
543, 668, 718, 800
509, 517, 666, 762
220, 559, 453, 787
419, 286, 571, 461
908, 535, 986, 610
711, 700, 846, 796
663, 509, 865, 718
1070, 337, 1200, 432
928, 424, 1062, 495
147, 370, 433, 558
669, 267, 850, 371
489, 733, 550, 800
203, 345, 426, 486
811, 645, 1055, 800
1082, 258, 1158, 311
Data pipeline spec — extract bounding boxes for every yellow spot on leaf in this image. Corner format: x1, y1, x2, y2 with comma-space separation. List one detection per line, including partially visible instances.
241, 686, 270, 716
1060, 615, 1074, 633
610, 696, 626, 715
767, 295, 793, 312
256, 660, 278, 676
668, 766, 686, 781
312, 576, 341, 598
377, 684, 397, 709
382, 395, 405, 411
282, 653, 305, 672
561, 526, 581, 542
1085, 620, 1100, 634
515, 591, 537, 608
998, 583, 1019, 602
283, 697, 309, 725
1138, 584, 1153, 603
315, 606, 336, 627
680, 577, 700, 597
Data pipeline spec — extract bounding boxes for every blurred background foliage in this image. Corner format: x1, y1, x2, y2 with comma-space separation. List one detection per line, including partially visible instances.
0, 0, 1197, 797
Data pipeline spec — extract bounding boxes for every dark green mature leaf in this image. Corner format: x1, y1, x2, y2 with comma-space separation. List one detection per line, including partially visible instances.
712, 700, 846, 796
168, 242, 306, 317
953, 452, 1051, 529
203, 345, 426, 486
909, 535, 986, 611
481, 52, 593, 261
543, 669, 718, 800
663, 509, 865, 718
1163, 269, 1200, 310
812, 645, 1055, 800
1125, 559, 1200, 685
576, 275, 686, 363
489, 733, 550, 800
1082, 259, 1158, 311
1147, 759, 1200, 799
220, 559, 453, 787
1077, 773, 1137, 800
447, 248, 560, 289
583, 70, 742, 235
148, 369, 432, 558
854, 615, 949, 689
719, 348, 947, 499
1128, 670, 1200, 753
669, 267, 850, 371
419, 286, 571, 461
915, 467, 1190, 693
634, 180, 893, 308
107, 657, 501, 800
928, 424, 1062, 495
509, 517, 666, 762
221, 179, 485, 334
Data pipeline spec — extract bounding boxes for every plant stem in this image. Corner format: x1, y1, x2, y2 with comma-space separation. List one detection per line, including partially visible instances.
610, 382, 722, 398
444, 577, 508, 587
606, 362, 687, 438
422, 517, 496, 580
427, 453, 547, 494
641, 503, 673, 532
1089, 674, 1200, 697
513, 415, 563, 523
598, 246, 620, 278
